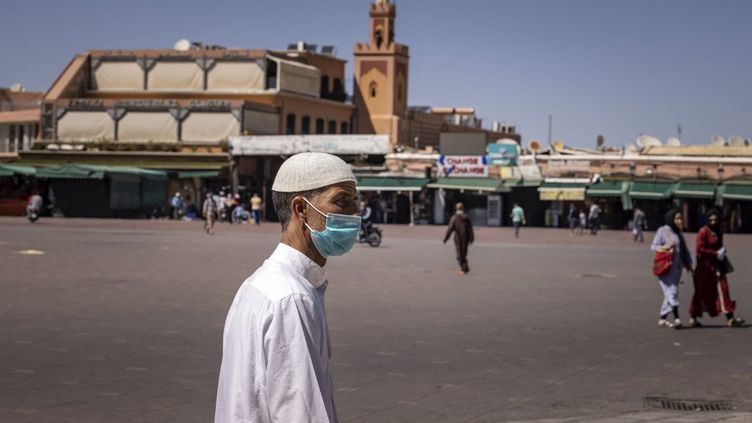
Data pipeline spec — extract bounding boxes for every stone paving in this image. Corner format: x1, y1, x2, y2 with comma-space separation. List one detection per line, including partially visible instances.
1, 217, 751, 422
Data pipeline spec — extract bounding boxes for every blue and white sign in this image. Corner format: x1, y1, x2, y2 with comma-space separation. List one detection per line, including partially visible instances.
486, 142, 519, 166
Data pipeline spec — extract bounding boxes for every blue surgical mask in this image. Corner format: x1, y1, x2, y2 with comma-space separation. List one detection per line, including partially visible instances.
304, 198, 362, 257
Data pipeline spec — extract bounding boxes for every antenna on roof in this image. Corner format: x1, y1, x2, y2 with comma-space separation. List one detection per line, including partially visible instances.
729, 135, 745, 147
710, 135, 726, 147
174, 39, 191, 51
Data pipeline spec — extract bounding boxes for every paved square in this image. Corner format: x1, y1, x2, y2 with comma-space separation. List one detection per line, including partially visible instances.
1, 218, 751, 422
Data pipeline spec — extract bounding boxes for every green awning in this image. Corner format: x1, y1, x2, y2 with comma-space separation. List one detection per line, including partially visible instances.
178, 170, 221, 179
720, 183, 752, 201
629, 182, 676, 199
539, 181, 588, 190
673, 182, 716, 199
37, 164, 166, 180
586, 181, 628, 197
356, 177, 429, 192
426, 177, 507, 192
0, 164, 37, 176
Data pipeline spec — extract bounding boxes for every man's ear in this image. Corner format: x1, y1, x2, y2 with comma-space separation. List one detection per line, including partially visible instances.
291, 196, 307, 222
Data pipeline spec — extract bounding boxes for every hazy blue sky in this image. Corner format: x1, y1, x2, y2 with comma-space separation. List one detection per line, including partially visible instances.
1, 0, 750, 148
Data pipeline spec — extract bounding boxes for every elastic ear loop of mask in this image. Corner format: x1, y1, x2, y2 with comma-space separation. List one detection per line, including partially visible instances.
302, 197, 326, 233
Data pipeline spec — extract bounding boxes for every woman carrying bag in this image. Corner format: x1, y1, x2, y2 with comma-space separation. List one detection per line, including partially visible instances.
688, 208, 745, 327
651, 208, 694, 329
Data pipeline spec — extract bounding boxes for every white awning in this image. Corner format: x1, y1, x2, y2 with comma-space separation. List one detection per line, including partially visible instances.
229, 135, 390, 156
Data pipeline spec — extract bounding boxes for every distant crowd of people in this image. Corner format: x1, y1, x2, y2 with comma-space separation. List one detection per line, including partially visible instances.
565, 202, 602, 236
168, 191, 264, 235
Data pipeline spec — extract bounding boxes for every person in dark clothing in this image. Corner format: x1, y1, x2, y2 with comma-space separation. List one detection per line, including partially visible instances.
443, 202, 474, 275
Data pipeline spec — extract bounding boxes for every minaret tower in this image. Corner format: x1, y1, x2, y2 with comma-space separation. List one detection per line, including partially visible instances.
353, 0, 410, 145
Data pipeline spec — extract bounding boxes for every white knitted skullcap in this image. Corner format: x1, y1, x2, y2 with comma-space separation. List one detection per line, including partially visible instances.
272, 152, 357, 192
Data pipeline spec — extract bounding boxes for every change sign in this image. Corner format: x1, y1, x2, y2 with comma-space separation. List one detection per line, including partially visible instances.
438, 155, 488, 177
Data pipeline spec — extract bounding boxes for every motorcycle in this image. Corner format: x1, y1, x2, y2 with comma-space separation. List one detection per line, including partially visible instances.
359, 224, 382, 247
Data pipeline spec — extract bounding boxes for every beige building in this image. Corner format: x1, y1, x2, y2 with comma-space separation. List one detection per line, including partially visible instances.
0, 87, 42, 154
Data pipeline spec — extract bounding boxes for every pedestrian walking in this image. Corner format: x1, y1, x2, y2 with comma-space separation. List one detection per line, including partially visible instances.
443, 202, 474, 275
202, 193, 217, 235
169, 192, 183, 220
578, 210, 587, 235
588, 202, 601, 235
651, 208, 694, 329
632, 207, 646, 242
688, 208, 745, 327
215, 152, 361, 423
511, 203, 526, 238
250, 193, 263, 225
568, 204, 578, 234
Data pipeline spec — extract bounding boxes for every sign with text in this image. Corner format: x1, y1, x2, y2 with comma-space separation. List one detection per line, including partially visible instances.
438, 155, 488, 177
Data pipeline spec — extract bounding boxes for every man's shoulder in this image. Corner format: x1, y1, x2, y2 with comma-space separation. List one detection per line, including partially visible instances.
242, 260, 314, 304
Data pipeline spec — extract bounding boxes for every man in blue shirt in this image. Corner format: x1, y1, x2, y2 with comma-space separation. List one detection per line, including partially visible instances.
511, 203, 526, 238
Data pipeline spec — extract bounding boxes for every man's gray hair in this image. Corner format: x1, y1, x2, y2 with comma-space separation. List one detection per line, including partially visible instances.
272, 188, 324, 231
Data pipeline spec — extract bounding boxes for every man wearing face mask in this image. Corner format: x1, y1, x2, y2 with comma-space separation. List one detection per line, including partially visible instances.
215, 152, 360, 423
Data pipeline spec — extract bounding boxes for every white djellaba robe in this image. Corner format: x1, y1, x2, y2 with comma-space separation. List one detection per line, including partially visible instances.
215, 243, 337, 423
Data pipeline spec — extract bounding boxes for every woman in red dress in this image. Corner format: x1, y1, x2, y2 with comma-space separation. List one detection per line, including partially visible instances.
689, 208, 745, 327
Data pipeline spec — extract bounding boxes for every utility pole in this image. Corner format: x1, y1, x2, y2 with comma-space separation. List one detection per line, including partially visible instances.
547, 115, 553, 145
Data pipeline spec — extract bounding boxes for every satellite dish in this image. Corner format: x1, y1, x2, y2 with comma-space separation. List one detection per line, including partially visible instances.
174, 39, 191, 51
624, 143, 638, 154
9, 83, 25, 92
528, 140, 541, 153
596, 134, 605, 148
666, 137, 681, 146
729, 135, 745, 147
552, 140, 564, 150
636, 135, 661, 148
710, 135, 726, 147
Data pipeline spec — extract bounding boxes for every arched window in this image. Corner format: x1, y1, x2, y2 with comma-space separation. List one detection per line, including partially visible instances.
375, 28, 384, 49
315, 118, 324, 134
333, 78, 343, 94
285, 113, 296, 134
340, 122, 349, 134
397, 83, 403, 101
320, 75, 329, 97
369, 82, 377, 98
327, 120, 337, 134
301, 116, 311, 134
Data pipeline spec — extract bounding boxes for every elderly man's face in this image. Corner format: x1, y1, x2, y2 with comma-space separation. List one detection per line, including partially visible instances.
306, 181, 358, 231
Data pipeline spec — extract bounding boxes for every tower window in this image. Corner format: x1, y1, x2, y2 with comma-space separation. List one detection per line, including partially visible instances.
369, 82, 377, 98
301, 116, 311, 134
340, 122, 349, 134
315, 118, 324, 134
397, 83, 402, 101
327, 120, 337, 134
375, 28, 384, 49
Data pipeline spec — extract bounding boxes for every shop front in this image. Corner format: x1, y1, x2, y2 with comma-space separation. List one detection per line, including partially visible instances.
586, 180, 631, 229
426, 177, 508, 226
537, 179, 589, 227
355, 176, 430, 225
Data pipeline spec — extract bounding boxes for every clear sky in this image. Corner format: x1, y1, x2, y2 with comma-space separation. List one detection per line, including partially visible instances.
1, 0, 750, 148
